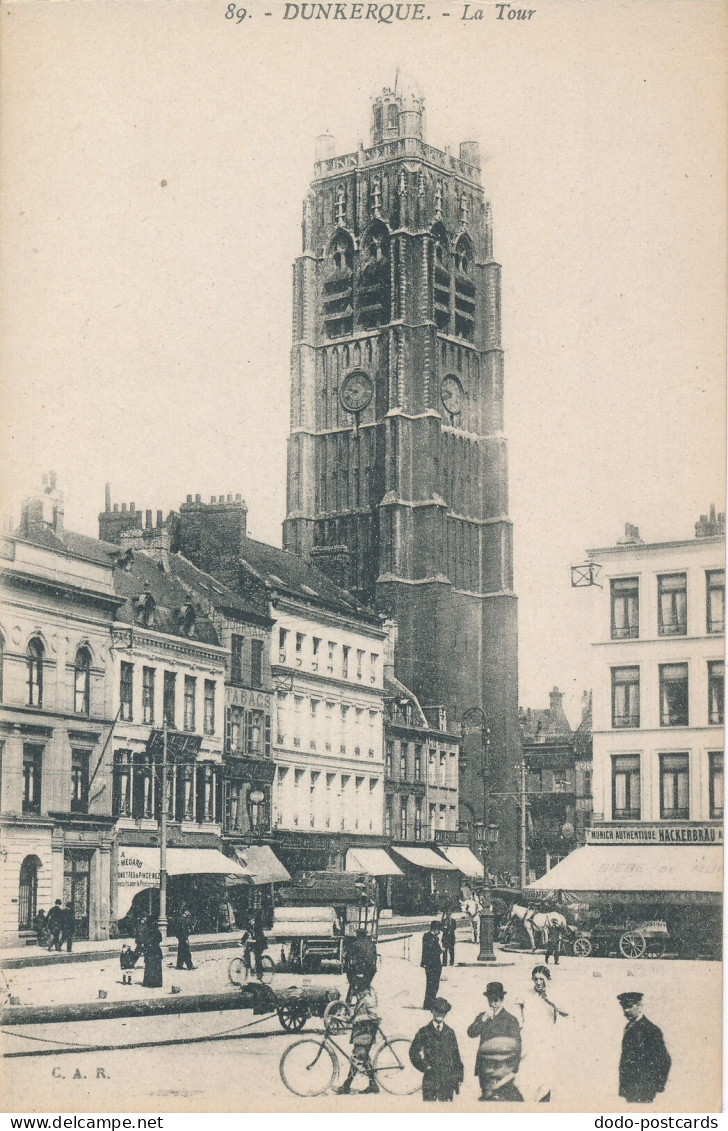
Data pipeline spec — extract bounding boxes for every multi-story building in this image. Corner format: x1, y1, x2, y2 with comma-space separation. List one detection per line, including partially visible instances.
99, 491, 289, 923
118, 491, 390, 878
382, 651, 474, 912
532, 511, 723, 954
0, 478, 122, 945
519, 687, 592, 879
281, 82, 520, 869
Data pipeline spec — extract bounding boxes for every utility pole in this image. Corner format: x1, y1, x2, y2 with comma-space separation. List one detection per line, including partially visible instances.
519, 757, 528, 889
159, 718, 168, 939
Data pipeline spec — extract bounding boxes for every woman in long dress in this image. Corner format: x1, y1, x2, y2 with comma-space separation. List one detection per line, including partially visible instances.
515, 965, 569, 1103
141, 918, 164, 988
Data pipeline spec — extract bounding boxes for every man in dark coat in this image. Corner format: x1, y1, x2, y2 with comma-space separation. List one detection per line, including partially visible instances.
251, 909, 268, 979
344, 927, 378, 1001
617, 992, 671, 1103
467, 982, 523, 1102
46, 900, 63, 951
409, 996, 464, 1102
420, 921, 443, 1010
175, 906, 195, 970
60, 902, 75, 953
440, 912, 456, 966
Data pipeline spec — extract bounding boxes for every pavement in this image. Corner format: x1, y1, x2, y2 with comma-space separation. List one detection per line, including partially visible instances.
0, 915, 433, 970
0, 934, 721, 1114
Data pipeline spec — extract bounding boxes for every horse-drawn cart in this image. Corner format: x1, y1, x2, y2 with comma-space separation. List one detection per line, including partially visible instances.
231, 979, 342, 1031
570, 918, 669, 959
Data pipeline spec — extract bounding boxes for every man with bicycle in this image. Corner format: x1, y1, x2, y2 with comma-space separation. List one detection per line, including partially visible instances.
335, 974, 381, 1094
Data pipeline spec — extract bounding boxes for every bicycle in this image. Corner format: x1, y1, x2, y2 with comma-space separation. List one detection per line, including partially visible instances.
279, 1000, 421, 1097
228, 938, 274, 987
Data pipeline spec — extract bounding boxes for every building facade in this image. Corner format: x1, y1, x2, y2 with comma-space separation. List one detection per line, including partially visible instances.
519, 687, 593, 879
590, 516, 724, 830
0, 481, 121, 946
122, 491, 390, 877
281, 83, 520, 868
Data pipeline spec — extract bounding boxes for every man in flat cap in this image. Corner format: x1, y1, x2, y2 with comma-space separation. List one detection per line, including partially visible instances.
409, 997, 464, 1102
467, 982, 523, 1102
617, 992, 671, 1103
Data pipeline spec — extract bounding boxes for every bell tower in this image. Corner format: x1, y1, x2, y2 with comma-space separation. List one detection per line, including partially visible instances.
283, 83, 520, 869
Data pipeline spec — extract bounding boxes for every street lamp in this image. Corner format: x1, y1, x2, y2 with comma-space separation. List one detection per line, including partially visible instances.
461, 707, 497, 964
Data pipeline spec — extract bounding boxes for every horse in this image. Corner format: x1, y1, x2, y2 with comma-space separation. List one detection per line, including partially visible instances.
506, 904, 569, 952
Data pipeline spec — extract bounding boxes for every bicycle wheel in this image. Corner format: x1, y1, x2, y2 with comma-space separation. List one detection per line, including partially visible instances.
259, 954, 274, 983
279, 1038, 338, 1097
374, 1037, 421, 1095
228, 956, 249, 986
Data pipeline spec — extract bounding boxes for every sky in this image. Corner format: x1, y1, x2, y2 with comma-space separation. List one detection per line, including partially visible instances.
1, 0, 725, 724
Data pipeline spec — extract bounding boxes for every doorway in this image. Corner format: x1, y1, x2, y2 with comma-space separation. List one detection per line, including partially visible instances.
18, 855, 40, 929
63, 850, 92, 939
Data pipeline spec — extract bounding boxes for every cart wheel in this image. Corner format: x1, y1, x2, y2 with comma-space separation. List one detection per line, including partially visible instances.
572, 936, 593, 958
619, 930, 647, 959
278, 1005, 308, 1032
323, 999, 352, 1033
374, 1037, 422, 1095
279, 1038, 338, 1096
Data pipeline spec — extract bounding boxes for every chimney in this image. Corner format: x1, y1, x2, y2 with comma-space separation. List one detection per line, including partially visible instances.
20, 473, 64, 537
549, 687, 564, 712
383, 619, 399, 668
176, 492, 248, 584
581, 689, 592, 721
617, 522, 643, 545
145, 510, 153, 530
104, 483, 111, 512
695, 505, 726, 538
156, 510, 163, 528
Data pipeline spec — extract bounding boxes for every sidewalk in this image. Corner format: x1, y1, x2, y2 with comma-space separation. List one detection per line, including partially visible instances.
1, 914, 434, 969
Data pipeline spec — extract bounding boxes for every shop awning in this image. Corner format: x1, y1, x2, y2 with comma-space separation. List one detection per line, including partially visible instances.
391, 846, 457, 871
231, 845, 291, 885
439, 846, 484, 878
345, 848, 403, 876
527, 844, 722, 895
117, 847, 248, 919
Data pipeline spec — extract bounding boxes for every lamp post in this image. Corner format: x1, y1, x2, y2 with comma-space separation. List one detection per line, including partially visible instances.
461, 708, 497, 963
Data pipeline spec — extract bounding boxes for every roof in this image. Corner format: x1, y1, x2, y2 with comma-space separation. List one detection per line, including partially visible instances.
14, 524, 120, 568
237, 535, 382, 625
383, 672, 430, 728
164, 551, 270, 624
113, 551, 221, 646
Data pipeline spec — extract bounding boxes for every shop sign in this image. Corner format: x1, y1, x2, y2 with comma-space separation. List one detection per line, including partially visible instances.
228, 687, 272, 710
117, 849, 160, 911
146, 730, 202, 761
587, 825, 723, 846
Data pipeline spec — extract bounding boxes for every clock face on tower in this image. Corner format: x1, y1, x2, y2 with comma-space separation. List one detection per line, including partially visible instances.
340, 370, 374, 414
440, 375, 464, 416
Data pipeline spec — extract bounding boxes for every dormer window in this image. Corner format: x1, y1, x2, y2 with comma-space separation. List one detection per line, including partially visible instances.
134, 592, 156, 628
177, 604, 196, 637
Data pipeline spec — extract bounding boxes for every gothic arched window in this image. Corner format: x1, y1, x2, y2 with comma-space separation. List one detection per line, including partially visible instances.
323, 231, 354, 339
358, 220, 390, 329
74, 646, 91, 716
431, 223, 451, 333
454, 234, 475, 342
386, 104, 398, 131
27, 638, 44, 708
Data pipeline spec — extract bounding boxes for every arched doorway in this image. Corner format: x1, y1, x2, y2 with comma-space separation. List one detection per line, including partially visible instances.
18, 855, 40, 929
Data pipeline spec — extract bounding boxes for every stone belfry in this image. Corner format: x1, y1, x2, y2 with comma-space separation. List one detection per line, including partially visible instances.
283, 82, 519, 868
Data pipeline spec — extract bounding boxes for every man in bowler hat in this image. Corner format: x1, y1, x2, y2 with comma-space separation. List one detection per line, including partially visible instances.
409, 997, 464, 1102
420, 921, 443, 1010
617, 992, 671, 1103
467, 982, 523, 1102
